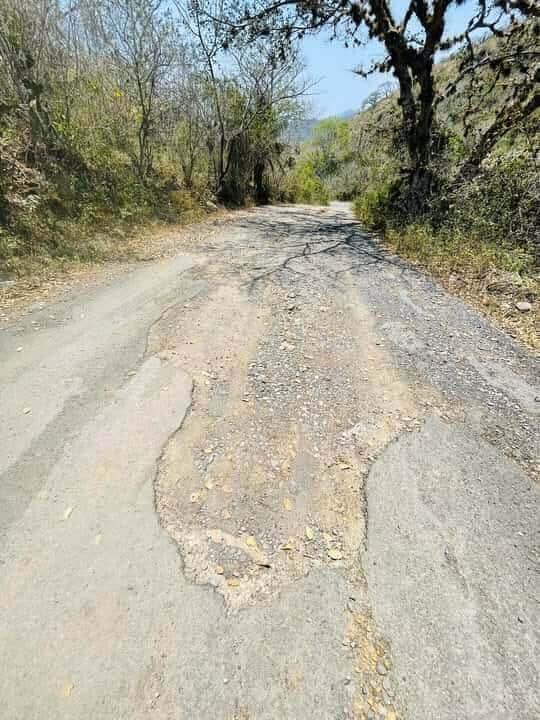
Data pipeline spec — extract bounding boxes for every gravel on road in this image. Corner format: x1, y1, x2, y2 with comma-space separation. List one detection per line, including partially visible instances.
0, 203, 538, 720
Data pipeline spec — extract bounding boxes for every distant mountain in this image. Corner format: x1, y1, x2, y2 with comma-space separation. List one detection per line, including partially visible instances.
285, 118, 319, 144
337, 108, 357, 119
287, 108, 358, 144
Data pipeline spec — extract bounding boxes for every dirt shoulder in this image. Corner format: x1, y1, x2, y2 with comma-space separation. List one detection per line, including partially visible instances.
0, 207, 248, 326
378, 230, 539, 352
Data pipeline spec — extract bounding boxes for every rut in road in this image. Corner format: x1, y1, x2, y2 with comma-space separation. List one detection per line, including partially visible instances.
150, 205, 537, 719
152, 229, 422, 718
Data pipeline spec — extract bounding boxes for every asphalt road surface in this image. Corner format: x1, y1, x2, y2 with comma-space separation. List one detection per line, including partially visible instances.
1, 203, 538, 720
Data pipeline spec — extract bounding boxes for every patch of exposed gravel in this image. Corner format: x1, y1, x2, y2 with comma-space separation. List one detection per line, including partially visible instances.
221, 203, 539, 481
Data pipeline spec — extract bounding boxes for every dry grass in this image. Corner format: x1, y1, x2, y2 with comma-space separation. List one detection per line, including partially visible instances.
0, 206, 240, 323
384, 225, 539, 351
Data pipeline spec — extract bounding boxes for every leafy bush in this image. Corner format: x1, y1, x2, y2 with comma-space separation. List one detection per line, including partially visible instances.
285, 158, 329, 205
352, 135, 539, 275
451, 152, 539, 252
353, 182, 391, 229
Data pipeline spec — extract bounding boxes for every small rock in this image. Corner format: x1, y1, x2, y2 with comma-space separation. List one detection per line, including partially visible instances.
515, 301, 532, 313
22, 407, 31, 414
376, 661, 388, 676
328, 548, 343, 560
383, 677, 393, 694
282, 497, 294, 511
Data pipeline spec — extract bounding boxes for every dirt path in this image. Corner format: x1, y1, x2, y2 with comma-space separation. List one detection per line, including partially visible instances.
0, 203, 538, 719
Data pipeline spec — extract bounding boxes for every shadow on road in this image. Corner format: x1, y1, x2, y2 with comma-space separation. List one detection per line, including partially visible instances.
212, 205, 421, 290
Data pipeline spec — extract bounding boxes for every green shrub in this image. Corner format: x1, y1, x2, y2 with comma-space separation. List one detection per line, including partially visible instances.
285, 158, 329, 205
353, 182, 391, 229
451, 152, 539, 251
168, 189, 196, 213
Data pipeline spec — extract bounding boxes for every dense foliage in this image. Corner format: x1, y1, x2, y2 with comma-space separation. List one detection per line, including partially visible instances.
351, 69, 538, 268
224, 0, 538, 213
289, 29, 539, 280
0, 0, 307, 272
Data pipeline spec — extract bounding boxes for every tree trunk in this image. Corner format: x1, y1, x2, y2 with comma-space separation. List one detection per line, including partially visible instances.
416, 65, 436, 198
253, 159, 269, 204
396, 65, 437, 216
389, 44, 436, 216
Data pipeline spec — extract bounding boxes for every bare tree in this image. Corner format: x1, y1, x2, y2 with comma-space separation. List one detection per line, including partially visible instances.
179, 0, 248, 197
178, 0, 310, 201
84, 0, 177, 182
166, 62, 209, 189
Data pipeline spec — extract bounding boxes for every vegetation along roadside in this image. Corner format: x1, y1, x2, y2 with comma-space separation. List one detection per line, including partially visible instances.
1, 0, 538, 348
256, 2, 538, 349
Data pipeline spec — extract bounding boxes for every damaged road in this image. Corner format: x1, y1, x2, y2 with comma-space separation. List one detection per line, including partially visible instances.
0, 203, 538, 719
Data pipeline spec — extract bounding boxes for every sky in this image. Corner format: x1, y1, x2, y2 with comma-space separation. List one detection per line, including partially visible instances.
300, 1, 478, 118
302, 33, 388, 117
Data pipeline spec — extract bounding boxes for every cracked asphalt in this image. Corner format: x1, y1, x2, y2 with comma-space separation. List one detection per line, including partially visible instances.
0, 203, 538, 719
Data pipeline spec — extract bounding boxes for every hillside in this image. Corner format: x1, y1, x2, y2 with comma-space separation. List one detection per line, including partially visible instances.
0, 1, 309, 278
287, 36, 538, 347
